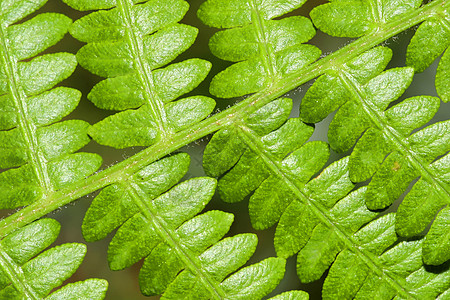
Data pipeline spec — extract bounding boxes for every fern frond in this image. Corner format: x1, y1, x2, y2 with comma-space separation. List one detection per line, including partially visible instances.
310, 0, 422, 38
204, 98, 336, 225
81, 153, 287, 298
0, 218, 107, 299
198, 0, 320, 98
64, 0, 215, 149
203, 94, 450, 297
299, 45, 450, 264
318, 214, 450, 299
0, 1, 101, 209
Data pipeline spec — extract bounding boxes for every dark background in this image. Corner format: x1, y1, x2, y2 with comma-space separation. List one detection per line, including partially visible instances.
1, 0, 448, 299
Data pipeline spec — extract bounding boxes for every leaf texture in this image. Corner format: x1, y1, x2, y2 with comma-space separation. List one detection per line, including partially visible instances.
0, 218, 107, 299
203, 93, 450, 297
198, 0, 320, 97
268, 290, 309, 300
299, 46, 450, 264
319, 215, 450, 300
82, 153, 286, 298
67, 0, 215, 149
406, 6, 450, 73
203, 98, 328, 210
0, 2, 101, 209
311, 0, 422, 38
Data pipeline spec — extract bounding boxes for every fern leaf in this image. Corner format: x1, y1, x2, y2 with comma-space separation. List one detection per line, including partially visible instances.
405, 2, 450, 109
321, 216, 450, 299
310, 0, 422, 38
198, 0, 320, 98
436, 48, 450, 102
406, 7, 450, 73
0, 218, 107, 299
66, 0, 215, 149
283, 201, 450, 300
81, 153, 286, 298
299, 46, 450, 264
268, 290, 309, 300
0, 2, 101, 209
204, 98, 339, 228
204, 97, 331, 219
202, 92, 450, 297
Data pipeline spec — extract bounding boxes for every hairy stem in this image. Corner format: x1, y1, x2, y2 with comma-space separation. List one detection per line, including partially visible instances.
0, 0, 446, 238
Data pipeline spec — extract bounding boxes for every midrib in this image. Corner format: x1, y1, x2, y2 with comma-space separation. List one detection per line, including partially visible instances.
235, 123, 416, 299
125, 182, 226, 299
116, 0, 171, 136
249, 0, 278, 81
339, 71, 450, 205
0, 0, 446, 247
0, 245, 40, 299
0, 23, 52, 192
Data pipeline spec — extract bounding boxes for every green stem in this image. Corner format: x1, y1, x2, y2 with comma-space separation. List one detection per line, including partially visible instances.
339, 71, 450, 204
0, 0, 446, 238
0, 25, 52, 192
0, 246, 40, 299
250, 0, 278, 80
127, 183, 225, 299
235, 121, 415, 299
117, 0, 171, 135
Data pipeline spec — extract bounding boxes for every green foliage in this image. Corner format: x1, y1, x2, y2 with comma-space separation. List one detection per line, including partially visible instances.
0, 218, 107, 299
198, 0, 320, 97
310, 0, 422, 37
299, 45, 450, 265
83, 153, 286, 299
0, 1, 101, 210
0, 0, 449, 299
68, 0, 215, 148
203, 94, 449, 297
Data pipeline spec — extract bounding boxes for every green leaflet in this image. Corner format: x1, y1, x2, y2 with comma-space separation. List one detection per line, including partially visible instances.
0, 3, 101, 209
423, 206, 450, 265
70, 0, 215, 149
0, 0, 47, 27
406, 10, 450, 73
203, 98, 330, 212
82, 153, 286, 298
268, 290, 309, 300
436, 48, 450, 103
198, 0, 308, 28
199, 0, 320, 97
311, 0, 422, 38
202, 88, 448, 297
299, 46, 450, 263
299, 212, 450, 299
0, 219, 107, 299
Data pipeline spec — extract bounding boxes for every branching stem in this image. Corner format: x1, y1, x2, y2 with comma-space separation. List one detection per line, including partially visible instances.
0, 0, 446, 238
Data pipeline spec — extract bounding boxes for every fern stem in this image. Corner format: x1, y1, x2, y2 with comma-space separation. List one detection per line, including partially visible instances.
0, 246, 40, 299
249, 0, 278, 81
339, 71, 450, 205
116, 0, 172, 135
0, 0, 446, 241
0, 25, 53, 192
126, 183, 225, 299
235, 123, 416, 299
